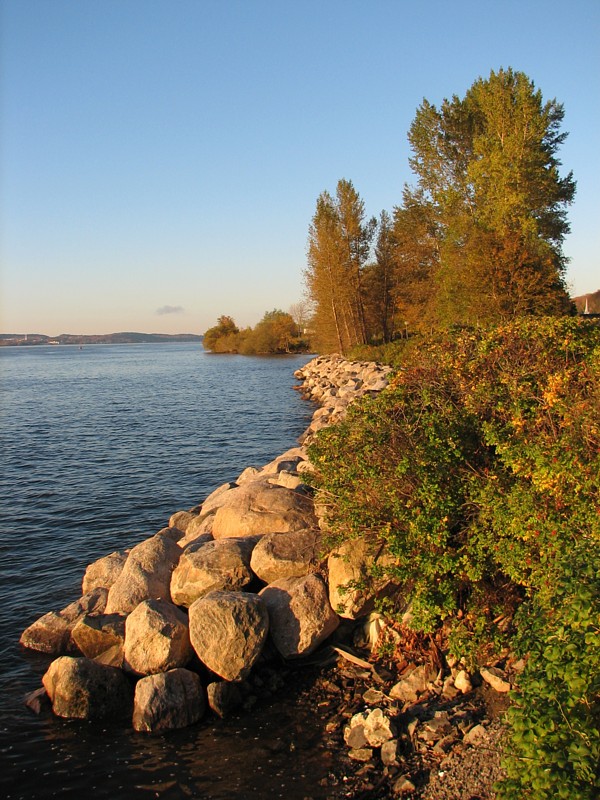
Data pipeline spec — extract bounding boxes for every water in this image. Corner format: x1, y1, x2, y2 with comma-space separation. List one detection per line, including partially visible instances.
0, 344, 339, 799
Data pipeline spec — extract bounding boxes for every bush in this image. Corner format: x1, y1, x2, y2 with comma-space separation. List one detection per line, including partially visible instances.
308, 317, 600, 798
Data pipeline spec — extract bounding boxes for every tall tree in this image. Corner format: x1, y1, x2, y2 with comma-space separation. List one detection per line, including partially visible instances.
305, 191, 346, 352
363, 210, 397, 342
403, 67, 575, 325
304, 180, 375, 352
336, 179, 377, 345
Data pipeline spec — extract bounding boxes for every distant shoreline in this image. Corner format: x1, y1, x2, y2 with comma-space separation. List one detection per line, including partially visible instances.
0, 332, 203, 347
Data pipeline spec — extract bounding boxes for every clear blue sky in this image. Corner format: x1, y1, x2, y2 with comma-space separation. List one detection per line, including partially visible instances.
1, 0, 598, 335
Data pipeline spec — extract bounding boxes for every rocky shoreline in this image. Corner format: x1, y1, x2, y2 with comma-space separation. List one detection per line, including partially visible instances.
20, 355, 512, 798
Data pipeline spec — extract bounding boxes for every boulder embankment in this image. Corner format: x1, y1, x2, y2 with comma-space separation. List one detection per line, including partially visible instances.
20, 356, 395, 729
20, 355, 511, 796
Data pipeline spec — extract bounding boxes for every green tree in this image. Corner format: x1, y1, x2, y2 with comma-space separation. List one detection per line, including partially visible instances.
403, 67, 575, 325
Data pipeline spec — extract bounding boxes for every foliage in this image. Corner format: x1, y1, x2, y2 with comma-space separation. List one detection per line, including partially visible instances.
202, 311, 310, 355
307, 318, 599, 798
401, 67, 576, 326
202, 315, 240, 352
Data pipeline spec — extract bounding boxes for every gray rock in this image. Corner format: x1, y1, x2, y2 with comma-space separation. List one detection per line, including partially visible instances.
348, 747, 373, 762
250, 528, 322, 584
206, 681, 244, 717
393, 775, 416, 795
82, 551, 127, 594
168, 510, 198, 532
327, 537, 394, 619
211, 482, 317, 539
124, 599, 192, 675
362, 707, 396, 747
105, 533, 181, 614
19, 588, 108, 655
463, 723, 489, 745
188, 591, 269, 681
42, 656, 132, 720
71, 613, 126, 659
480, 665, 511, 693
170, 536, 259, 607
132, 668, 205, 732
454, 669, 473, 694
381, 738, 399, 766
390, 663, 438, 705
259, 573, 339, 658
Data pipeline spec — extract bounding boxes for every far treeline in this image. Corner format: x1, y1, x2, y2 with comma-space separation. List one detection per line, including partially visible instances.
205, 68, 581, 355
202, 309, 309, 355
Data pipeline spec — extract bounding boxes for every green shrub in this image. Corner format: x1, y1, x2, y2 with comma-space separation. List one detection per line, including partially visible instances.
308, 317, 600, 798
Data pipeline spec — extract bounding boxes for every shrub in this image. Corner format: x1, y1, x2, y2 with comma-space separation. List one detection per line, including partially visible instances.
308, 317, 600, 798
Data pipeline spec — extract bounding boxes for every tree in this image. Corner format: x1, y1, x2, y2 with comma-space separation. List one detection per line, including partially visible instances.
305, 190, 347, 352
402, 67, 575, 325
363, 210, 397, 343
304, 180, 375, 352
242, 309, 298, 354
336, 179, 377, 344
288, 300, 313, 337
203, 315, 239, 352
391, 188, 440, 329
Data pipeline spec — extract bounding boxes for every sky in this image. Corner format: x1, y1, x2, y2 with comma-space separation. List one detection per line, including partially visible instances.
1, 0, 598, 336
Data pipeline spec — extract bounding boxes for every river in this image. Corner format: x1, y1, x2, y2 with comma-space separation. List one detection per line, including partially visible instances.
0, 343, 343, 799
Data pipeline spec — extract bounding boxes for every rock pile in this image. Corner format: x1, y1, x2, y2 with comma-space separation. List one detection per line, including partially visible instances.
20, 354, 512, 797
293, 355, 394, 443
294, 655, 511, 798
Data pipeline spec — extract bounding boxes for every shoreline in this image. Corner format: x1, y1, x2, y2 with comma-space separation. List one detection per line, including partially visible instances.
19, 354, 509, 798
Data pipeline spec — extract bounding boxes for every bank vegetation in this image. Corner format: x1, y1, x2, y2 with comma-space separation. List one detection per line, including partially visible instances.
303, 68, 598, 799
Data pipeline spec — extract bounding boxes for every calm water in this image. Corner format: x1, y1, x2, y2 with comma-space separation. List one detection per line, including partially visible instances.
0, 343, 339, 799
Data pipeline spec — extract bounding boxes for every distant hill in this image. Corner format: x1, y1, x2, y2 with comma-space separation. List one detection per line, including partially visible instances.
0, 332, 203, 346
573, 290, 600, 315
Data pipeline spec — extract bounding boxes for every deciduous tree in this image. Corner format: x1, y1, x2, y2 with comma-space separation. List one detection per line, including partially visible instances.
304, 180, 375, 352
402, 67, 575, 325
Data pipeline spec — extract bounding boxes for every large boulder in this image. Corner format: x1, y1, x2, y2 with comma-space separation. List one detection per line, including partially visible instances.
42, 656, 132, 720
124, 599, 192, 675
19, 588, 108, 655
170, 536, 260, 607
250, 528, 322, 584
82, 551, 128, 594
206, 681, 244, 718
168, 510, 198, 533
71, 613, 126, 660
211, 482, 317, 539
259, 573, 339, 658
132, 668, 205, 732
327, 537, 394, 619
105, 533, 182, 614
188, 591, 269, 682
